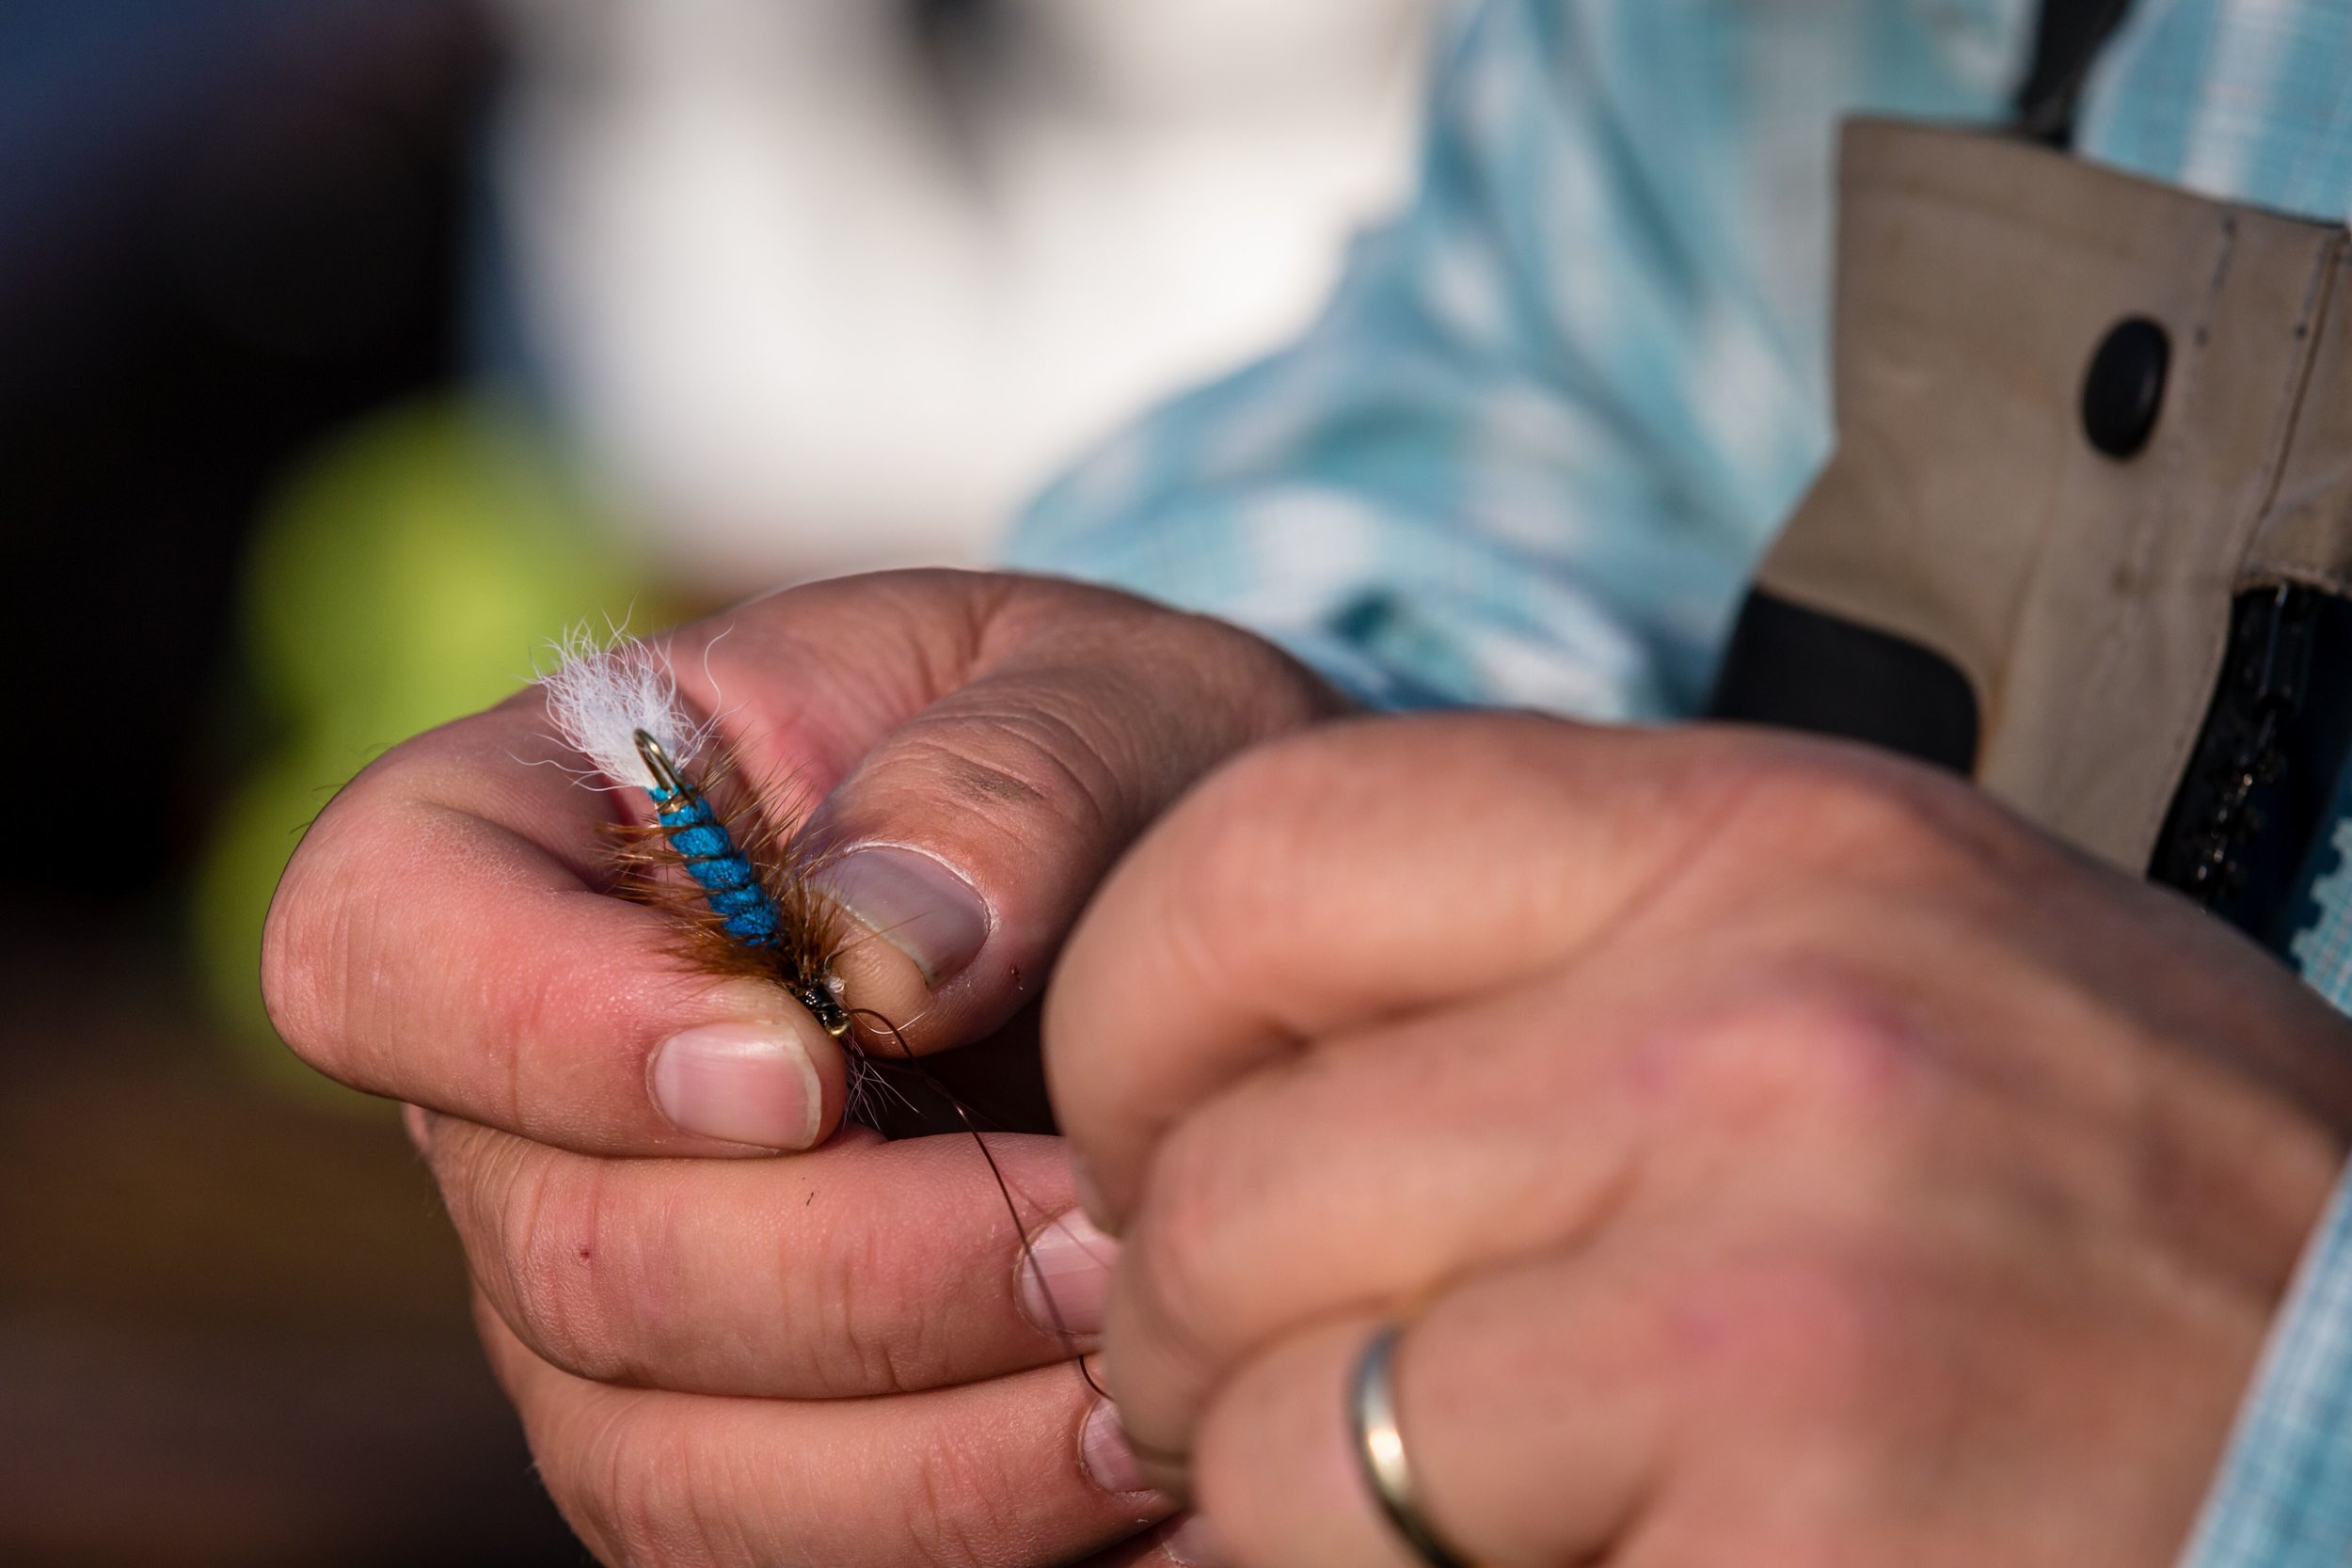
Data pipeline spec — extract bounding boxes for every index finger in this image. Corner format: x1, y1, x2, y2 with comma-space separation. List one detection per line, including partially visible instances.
262, 685, 857, 1155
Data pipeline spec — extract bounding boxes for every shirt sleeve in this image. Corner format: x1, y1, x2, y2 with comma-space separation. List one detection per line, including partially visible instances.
1004, 0, 2019, 717
2178, 1163, 2352, 1567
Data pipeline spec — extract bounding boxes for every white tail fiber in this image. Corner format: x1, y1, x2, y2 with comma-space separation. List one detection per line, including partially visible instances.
539, 626, 714, 793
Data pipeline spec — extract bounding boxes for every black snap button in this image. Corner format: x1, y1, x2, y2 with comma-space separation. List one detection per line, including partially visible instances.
2080, 316, 2169, 459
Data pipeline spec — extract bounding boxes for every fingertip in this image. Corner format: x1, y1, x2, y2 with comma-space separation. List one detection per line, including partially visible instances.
1080, 1397, 1154, 1497
819, 845, 993, 1042
825, 923, 938, 1048
1021, 1208, 1121, 1338
649, 985, 850, 1152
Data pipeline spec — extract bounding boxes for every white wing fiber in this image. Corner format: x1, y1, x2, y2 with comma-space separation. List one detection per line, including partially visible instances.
539, 626, 713, 793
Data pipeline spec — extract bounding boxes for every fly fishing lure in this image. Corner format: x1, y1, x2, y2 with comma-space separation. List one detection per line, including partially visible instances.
540, 628, 1104, 1385
541, 627, 854, 1040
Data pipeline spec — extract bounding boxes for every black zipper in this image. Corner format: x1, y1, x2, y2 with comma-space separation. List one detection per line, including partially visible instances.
2149, 584, 2334, 940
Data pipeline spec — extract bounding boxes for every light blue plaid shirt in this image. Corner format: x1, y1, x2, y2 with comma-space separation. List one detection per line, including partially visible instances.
1007, 2, 2352, 1560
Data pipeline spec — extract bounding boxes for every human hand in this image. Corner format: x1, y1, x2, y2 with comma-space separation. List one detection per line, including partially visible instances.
262, 569, 1344, 1566
1046, 714, 2352, 1567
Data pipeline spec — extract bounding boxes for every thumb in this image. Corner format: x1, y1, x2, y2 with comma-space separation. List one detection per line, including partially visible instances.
803, 585, 1345, 1055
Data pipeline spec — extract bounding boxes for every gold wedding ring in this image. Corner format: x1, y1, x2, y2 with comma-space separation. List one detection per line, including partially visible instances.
1350, 1323, 1475, 1568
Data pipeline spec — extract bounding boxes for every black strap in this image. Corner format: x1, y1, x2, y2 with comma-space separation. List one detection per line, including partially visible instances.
2015, 0, 2138, 146
1706, 592, 1981, 776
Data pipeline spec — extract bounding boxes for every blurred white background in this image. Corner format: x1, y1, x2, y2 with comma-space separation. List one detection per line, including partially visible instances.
491, 0, 1437, 586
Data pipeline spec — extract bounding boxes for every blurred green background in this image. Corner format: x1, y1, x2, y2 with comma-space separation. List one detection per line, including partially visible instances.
2, 1, 1427, 1560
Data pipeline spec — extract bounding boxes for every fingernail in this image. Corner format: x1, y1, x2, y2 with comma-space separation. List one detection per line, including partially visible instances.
650, 1023, 823, 1149
1163, 1514, 1232, 1567
1020, 1209, 1120, 1337
402, 1103, 437, 1154
819, 847, 989, 987
1081, 1398, 1151, 1495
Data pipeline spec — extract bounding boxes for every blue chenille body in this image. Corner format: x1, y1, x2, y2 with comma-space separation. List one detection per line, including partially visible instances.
648, 785, 782, 947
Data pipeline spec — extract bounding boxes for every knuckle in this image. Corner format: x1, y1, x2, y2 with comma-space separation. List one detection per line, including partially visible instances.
1179, 714, 1557, 895
1151, 604, 1343, 731
893, 1438, 1025, 1568
808, 1222, 940, 1397
467, 1142, 644, 1385
890, 694, 1129, 845
1714, 742, 2005, 885
1654, 973, 1934, 1151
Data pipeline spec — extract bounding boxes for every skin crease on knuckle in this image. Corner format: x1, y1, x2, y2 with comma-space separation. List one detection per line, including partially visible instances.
521, 1157, 690, 1393
509, 1362, 665, 1568
882, 695, 1132, 849
565, 1403, 751, 1568
596, 1435, 716, 1568
435, 1122, 629, 1386
825, 1214, 955, 1401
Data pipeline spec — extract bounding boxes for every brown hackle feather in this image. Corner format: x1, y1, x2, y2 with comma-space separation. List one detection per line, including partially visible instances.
602, 738, 847, 1001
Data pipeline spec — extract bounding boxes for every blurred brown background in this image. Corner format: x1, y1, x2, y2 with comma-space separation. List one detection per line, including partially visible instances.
0, 0, 1427, 1560
2, 924, 580, 1564
4, 5, 581, 1560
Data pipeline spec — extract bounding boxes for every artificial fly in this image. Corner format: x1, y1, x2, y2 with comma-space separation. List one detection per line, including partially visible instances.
540, 629, 852, 1024
539, 628, 1104, 1391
